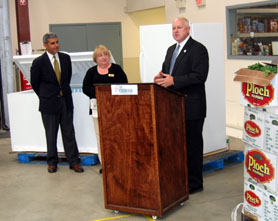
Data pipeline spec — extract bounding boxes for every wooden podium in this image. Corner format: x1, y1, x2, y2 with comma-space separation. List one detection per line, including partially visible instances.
95, 83, 188, 218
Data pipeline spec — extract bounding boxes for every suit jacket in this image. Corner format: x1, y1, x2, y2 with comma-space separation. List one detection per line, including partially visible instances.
31, 52, 74, 114
162, 37, 209, 120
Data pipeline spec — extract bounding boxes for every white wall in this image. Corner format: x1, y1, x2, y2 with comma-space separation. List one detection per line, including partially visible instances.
126, 0, 164, 13
9, 0, 140, 58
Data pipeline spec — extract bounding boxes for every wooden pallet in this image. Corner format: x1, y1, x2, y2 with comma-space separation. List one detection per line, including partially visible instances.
17, 152, 99, 166
203, 150, 244, 174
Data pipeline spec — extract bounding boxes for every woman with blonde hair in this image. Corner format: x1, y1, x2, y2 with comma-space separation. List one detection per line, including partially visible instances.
82, 45, 128, 173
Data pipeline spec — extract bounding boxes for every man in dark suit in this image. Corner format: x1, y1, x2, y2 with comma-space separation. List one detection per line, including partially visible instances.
31, 32, 84, 173
154, 17, 209, 194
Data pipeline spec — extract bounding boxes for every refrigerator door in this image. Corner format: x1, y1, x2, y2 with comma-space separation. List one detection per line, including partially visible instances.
140, 23, 226, 154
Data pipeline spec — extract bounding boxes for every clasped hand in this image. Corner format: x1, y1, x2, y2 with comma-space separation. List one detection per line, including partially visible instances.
154, 71, 174, 88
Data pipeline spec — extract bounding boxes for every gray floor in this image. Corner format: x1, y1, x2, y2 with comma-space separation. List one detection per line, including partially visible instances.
0, 133, 244, 221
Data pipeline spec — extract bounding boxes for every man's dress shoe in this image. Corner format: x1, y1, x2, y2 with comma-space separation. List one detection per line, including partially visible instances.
70, 164, 84, 173
48, 165, 57, 173
189, 186, 204, 194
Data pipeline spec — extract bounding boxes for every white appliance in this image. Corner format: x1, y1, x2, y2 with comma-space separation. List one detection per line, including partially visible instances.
9, 51, 115, 153
139, 23, 226, 154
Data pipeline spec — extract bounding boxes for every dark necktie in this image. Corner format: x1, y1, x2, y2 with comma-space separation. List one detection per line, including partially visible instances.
169, 44, 180, 75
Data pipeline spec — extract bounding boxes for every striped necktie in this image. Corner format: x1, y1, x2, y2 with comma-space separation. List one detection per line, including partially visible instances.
169, 44, 180, 75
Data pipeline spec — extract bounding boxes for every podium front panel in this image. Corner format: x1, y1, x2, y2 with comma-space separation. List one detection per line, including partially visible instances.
96, 84, 188, 217
96, 85, 160, 213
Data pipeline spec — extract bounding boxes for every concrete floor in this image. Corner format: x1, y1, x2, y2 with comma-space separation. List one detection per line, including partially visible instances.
0, 133, 245, 221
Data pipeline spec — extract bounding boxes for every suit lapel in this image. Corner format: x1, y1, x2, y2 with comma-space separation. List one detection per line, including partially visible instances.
58, 52, 64, 83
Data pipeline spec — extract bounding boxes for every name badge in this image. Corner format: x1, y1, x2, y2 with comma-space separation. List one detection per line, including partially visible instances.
108, 73, 114, 77
111, 85, 138, 95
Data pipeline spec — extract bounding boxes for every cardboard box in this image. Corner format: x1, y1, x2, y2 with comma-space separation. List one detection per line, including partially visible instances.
234, 68, 278, 107
244, 179, 264, 221
243, 107, 265, 149
244, 145, 277, 192
265, 112, 278, 154
246, 107, 278, 154
263, 187, 278, 221
243, 177, 278, 221
257, 106, 278, 115
244, 178, 278, 221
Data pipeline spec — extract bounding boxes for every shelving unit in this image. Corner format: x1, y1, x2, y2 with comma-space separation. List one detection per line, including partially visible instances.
236, 8, 278, 14
226, 0, 278, 60
238, 32, 278, 38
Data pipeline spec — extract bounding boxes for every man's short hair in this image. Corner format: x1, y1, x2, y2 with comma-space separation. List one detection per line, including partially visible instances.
43, 32, 58, 44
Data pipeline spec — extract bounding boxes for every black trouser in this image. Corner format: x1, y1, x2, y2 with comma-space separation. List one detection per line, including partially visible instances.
41, 97, 80, 167
186, 118, 205, 190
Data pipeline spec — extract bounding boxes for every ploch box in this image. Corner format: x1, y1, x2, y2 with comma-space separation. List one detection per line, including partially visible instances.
244, 179, 264, 221
243, 106, 265, 149
265, 112, 278, 154
234, 68, 278, 107
244, 145, 277, 192
263, 187, 278, 221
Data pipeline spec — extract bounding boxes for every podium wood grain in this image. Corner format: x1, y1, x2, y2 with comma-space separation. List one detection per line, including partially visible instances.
95, 83, 188, 217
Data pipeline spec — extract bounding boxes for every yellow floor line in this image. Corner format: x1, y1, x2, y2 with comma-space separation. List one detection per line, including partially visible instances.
144, 215, 155, 221
91, 214, 134, 221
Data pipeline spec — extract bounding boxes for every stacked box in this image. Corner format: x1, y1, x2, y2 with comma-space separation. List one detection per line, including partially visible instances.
243, 112, 278, 219
243, 107, 265, 149
259, 106, 278, 115
234, 68, 278, 107
263, 186, 278, 221
265, 112, 278, 154
244, 145, 277, 191
234, 61, 278, 220
244, 179, 264, 221
263, 188, 278, 221
244, 178, 278, 221
242, 108, 278, 155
